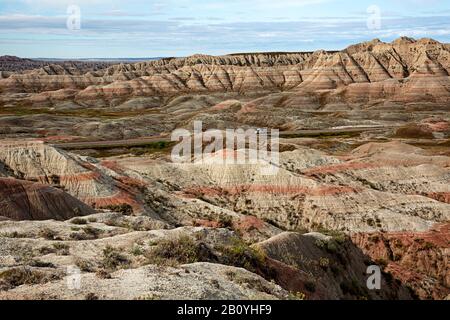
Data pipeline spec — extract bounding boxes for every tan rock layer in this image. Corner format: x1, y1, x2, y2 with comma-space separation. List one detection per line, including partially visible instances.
2, 37, 450, 103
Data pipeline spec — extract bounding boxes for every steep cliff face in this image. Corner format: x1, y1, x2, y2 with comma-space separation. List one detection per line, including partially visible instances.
0, 177, 94, 220
253, 231, 414, 300
352, 223, 450, 300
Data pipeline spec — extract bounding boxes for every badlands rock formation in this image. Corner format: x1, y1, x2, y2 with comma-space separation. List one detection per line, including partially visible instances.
0, 178, 94, 221
0, 38, 449, 141
0, 38, 449, 300
1, 37, 450, 104
0, 140, 150, 214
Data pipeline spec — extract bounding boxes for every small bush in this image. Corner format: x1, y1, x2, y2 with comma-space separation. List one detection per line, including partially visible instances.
145, 236, 213, 267
130, 245, 144, 256
340, 279, 368, 298
0, 231, 28, 238
75, 258, 95, 272
71, 218, 87, 225
0, 268, 47, 290
30, 260, 56, 268
70, 227, 102, 240
102, 246, 130, 270
318, 257, 330, 269
288, 291, 306, 300
82, 226, 102, 239
39, 228, 58, 240
96, 269, 112, 279
216, 239, 269, 276
100, 204, 134, 216
85, 293, 99, 300
53, 243, 70, 255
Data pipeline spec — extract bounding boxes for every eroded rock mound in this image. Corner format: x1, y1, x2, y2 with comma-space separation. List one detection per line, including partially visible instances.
0, 178, 94, 221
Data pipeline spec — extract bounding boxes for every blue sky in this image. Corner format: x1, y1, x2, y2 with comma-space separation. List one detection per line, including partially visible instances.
1, 0, 450, 58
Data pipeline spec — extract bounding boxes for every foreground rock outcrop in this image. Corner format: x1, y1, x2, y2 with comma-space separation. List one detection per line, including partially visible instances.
0, 178, 94, 221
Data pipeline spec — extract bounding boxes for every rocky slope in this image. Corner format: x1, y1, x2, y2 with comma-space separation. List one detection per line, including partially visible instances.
0, 178, 94, 221
0, 138, 448, 299
0, 140, 150, 214
352, 223, 449, 300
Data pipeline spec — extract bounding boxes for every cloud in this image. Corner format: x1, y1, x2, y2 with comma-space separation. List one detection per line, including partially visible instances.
1, 1, 450, 58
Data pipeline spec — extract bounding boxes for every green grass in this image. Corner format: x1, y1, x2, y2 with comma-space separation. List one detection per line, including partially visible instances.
73, 141, 175, 158
0, 106, 162, 119
280, 131, 362, 139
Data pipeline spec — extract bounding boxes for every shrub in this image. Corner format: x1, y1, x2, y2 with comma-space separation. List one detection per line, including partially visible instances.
96, 269, 112, 279
100, 204, 134, 216
340, 279, 368, 298
39, 228, 58, 240
130, 245, 144, 256
217, 214, 234, 229
101, 246, 130, 270
288, 291, 306, 300
0, 268, 47, 290
216, 239, 269, 276
85, 293, 99, 300
318, 257, 330, 269
82, 226, 102, 239
70, 227, 102, 240
53, 243, 70, 255
71, 218, 87, 225
0, 231, 28, 238
75, 258, 95, 272
145, 236, 213, 267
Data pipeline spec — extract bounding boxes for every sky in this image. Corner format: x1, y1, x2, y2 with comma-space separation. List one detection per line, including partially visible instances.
1, 0, 450, 58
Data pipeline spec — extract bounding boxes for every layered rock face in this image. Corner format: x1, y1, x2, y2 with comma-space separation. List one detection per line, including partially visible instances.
0, 178, 94, 220
2, 38, 450, 104
0, 139, 448, 299
116, 144, 450, 234
352, 223, 449, 300
0, 141, 148, 213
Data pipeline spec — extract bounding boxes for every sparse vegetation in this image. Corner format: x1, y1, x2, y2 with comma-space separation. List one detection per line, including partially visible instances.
0, 268, 56, 290
318, 257, 330, 269
288, 291, 306, 300
216, 239, 269, 275
217, 214, 234, 229
101, 245, 130, 270
70, 226, 102, 240
85, 293, 99, 300
101, 204, 134, 216
0, 231, 28, 238
130, 245, 144, 256
71, 218, 88, 225
75, 258, 95, 272
340, 279, 369, 299
39, 228, 59, 240
145, 236, 212, 267
52, 243, 70, 255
